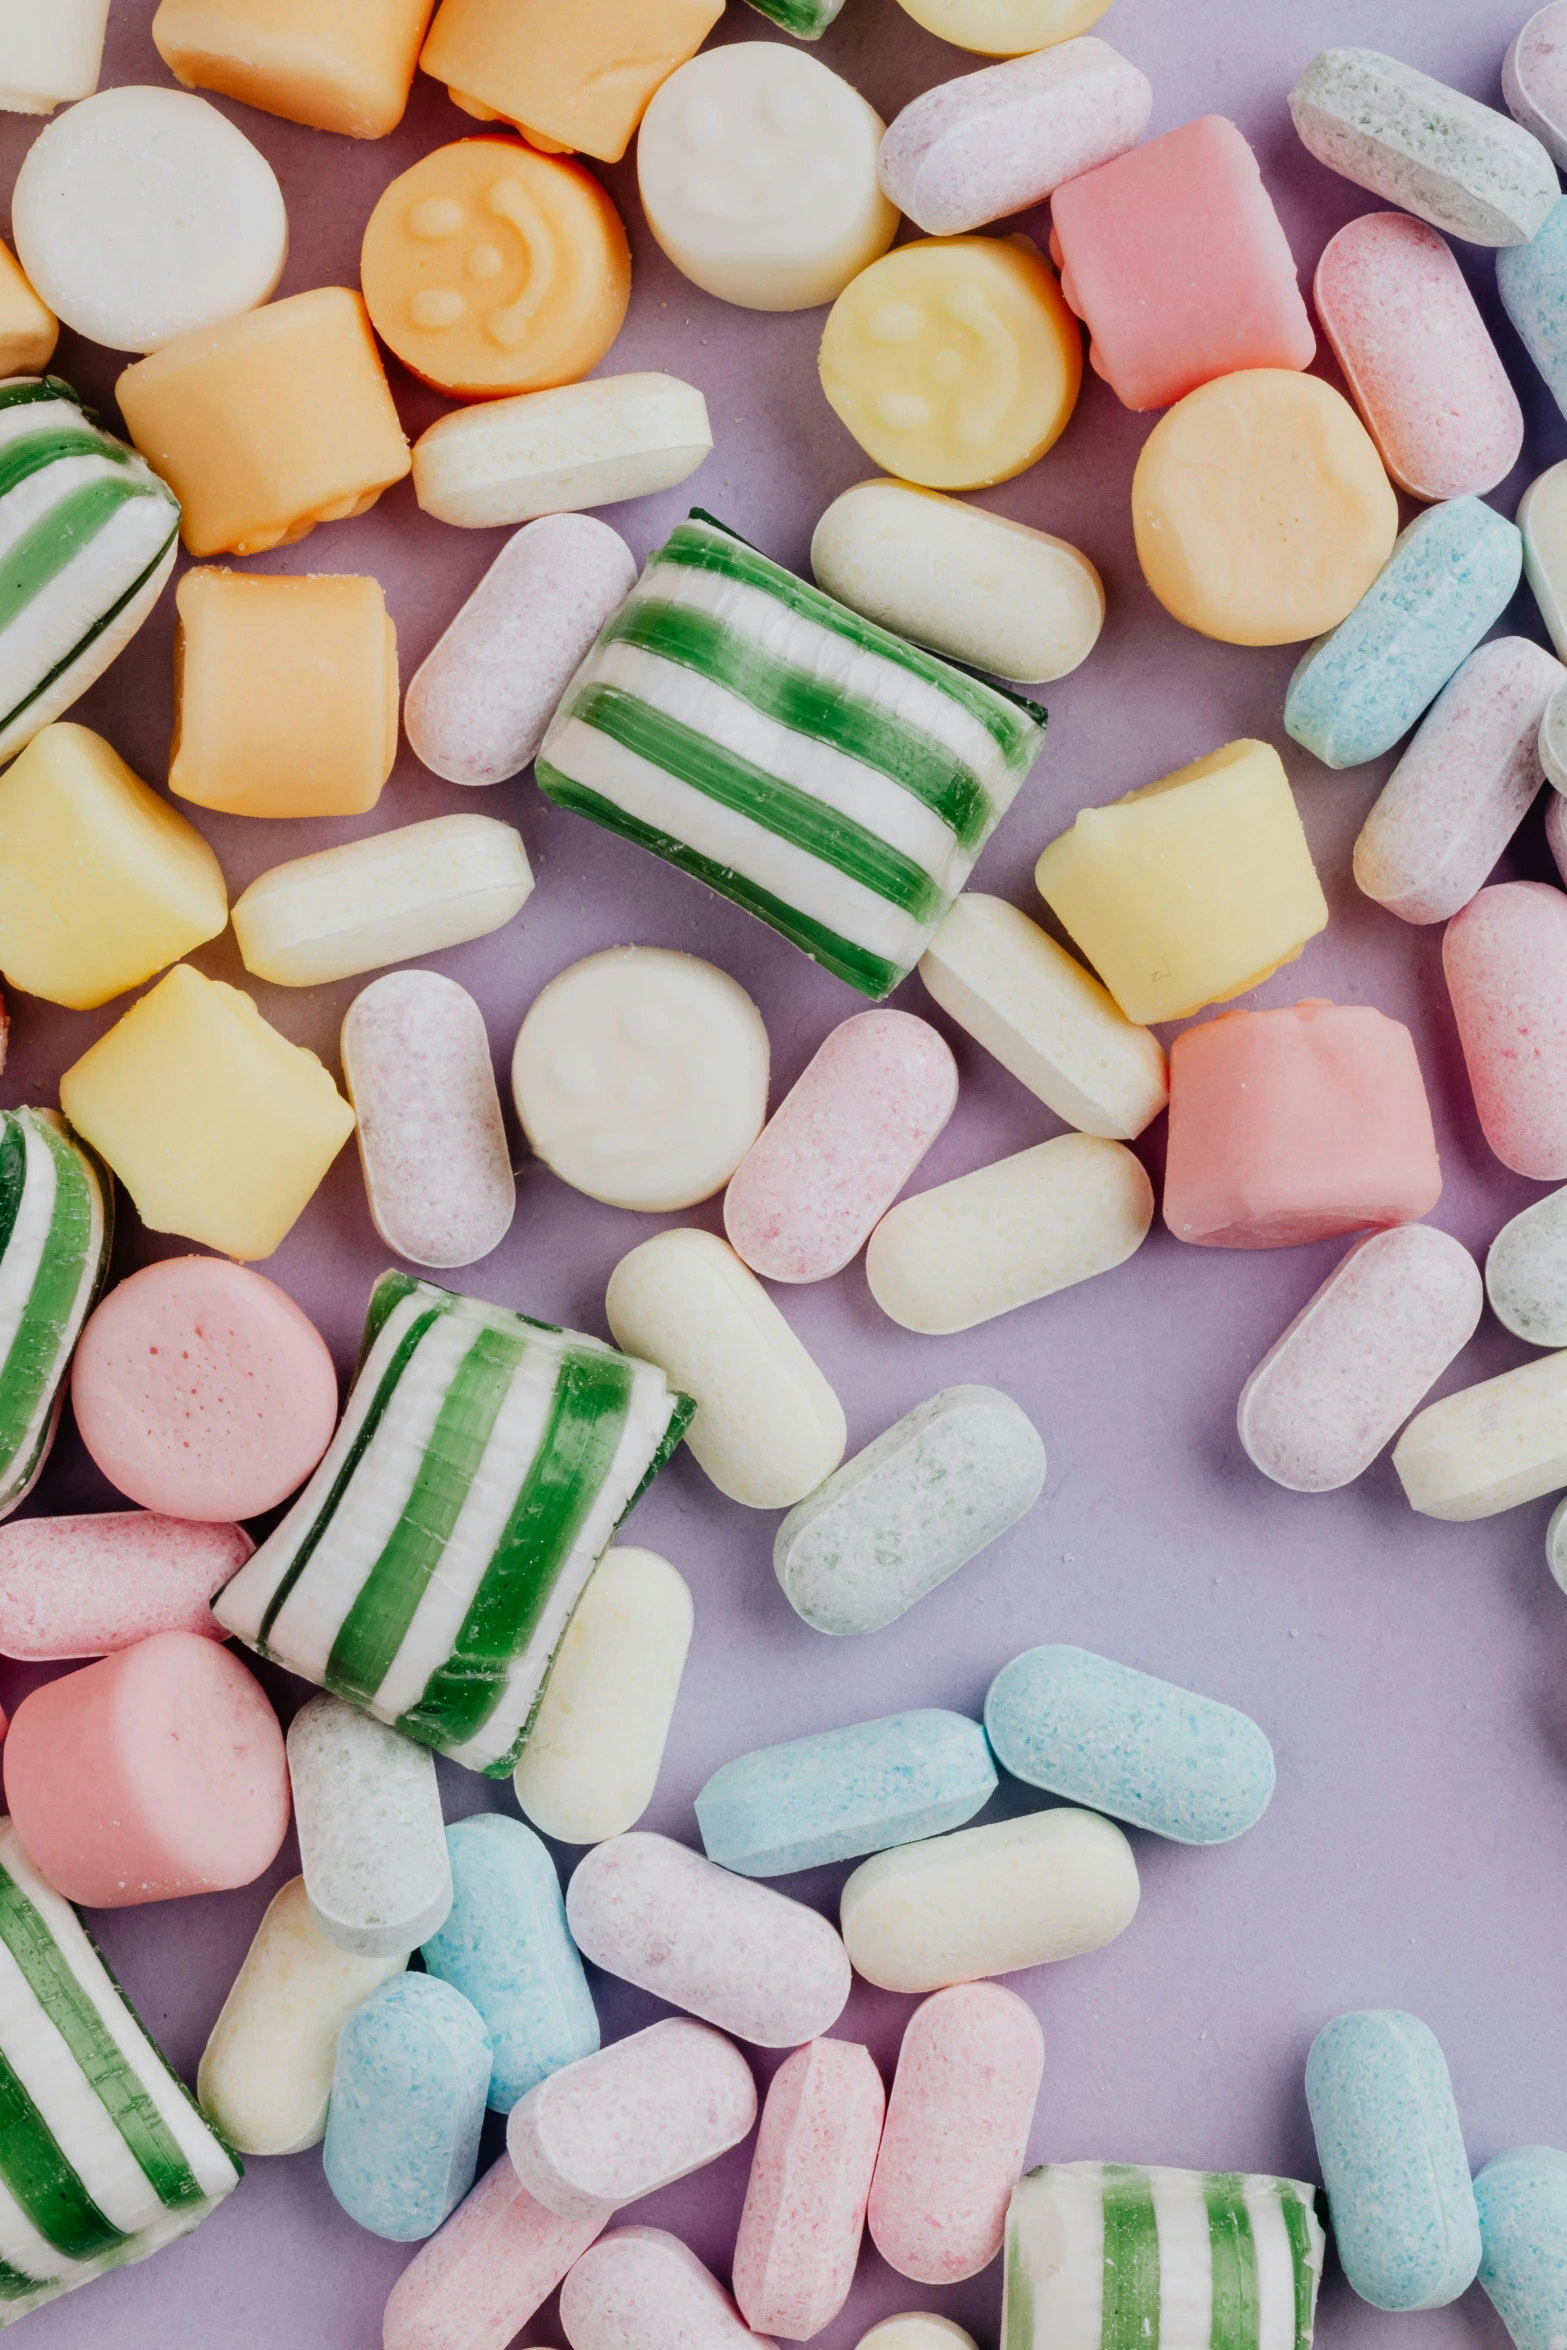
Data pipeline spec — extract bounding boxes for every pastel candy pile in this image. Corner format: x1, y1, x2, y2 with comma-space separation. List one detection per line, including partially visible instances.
1506, 3, 1567, 166
561, 2227, 772, 2350
507, 2017, 756, 2218
324, 1973, 492, 2242
1474, 2144, 1567, 2350
1487, 1186, 1567, 1343
383, 2157, 607, 2350
411, 372, 713, 531
0, 1510, 249, 1657
0, 1108, 110, 1519
288, 1694, 453, 1959
1444, 882, 1567, 1178
732, 2040, 884, 2339
695, 1708, 997, 1875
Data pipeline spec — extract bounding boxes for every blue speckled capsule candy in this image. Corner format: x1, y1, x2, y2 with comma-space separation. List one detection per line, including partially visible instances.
421, 1813, 599, 2112
1501, 199, 1567, 423
1284, 498, 1523, 769
983, 1645, 1274, 1845
323, 1973, 492, 2242
695, 1708, 997, 1876
1304, 2009, 1481, 2311
1475, 2145, 1567, 2350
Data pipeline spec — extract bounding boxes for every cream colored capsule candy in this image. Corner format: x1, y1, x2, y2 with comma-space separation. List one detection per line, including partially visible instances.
0, 0, 110, 113
413, 373, 712, 531
867, 1133, 1153, 1335
606, 1230, 845, 1509
856, 2322, 978, 2350
1520, 461, 1567, 662
840, 1809, 1138, 1994
1394, 1348, 1567, 1519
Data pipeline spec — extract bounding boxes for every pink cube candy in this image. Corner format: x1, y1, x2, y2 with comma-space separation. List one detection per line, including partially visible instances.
1314, 213, 1524, 501
732, 2039, 886, 2341
1048, 116, 1315, 411
866, 1983, 1043, 2286
561, 2228, 774, 2350
0, 1510, 250, 1658
1162, 1002, 1442, 1250
1506, 3, 1567, 170
383, 2154, 607, 2350
723, 1012, 957, 1285
1444, 881, 1567, 1178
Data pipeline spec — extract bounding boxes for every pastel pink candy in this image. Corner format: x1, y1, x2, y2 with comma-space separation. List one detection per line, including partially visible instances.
383, 2153, 607, 2350
732, 2039, 885, 2341
1549, 785, 1567, 883
561, 2228, 774, 2350
1505, 3, 1567, 170
866, 1983, 1043, 2286
723, 1011, 956, 1284
3, 1629, 289, 1906
0, 1510, 250, 1658
1162, 1002, 1442, 1250
70, 1255, 339, 1520
1444, 881, 1567, 1178
1049, 116, 1315, 412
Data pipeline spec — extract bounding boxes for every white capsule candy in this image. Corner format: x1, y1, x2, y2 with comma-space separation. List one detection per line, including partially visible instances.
412, 373, 713, 531
1488, 1186, 1567, 1344
507, 2018, 757, 2221
1394, 1349, 1567, 1519
287, 1694, 453, 1959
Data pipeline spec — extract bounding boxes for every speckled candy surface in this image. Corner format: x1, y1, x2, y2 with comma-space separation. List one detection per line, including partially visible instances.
1444, 881, 1567, 1178
1487, 1186, 1567, 1343
287, 1692, 453, 1959
0, 1509, 248, 1656
382, 2156, 607, 2350
561, 2227, 776, 2350
1506, 4, 1567, 165
1393, 1344, 1567, 1519
695, 1707, 997, 1875
1474, 2143, 1567, 2350
323, 1972, 492, 2243
1500, 199, 1567, 423
507, 2017, 756, 2221
732, 2039, 885, 2341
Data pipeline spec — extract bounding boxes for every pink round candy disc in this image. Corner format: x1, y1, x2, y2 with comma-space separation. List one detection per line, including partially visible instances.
71, 1255, 339, 1520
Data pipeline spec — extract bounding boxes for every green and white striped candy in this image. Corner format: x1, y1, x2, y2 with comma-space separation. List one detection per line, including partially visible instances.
0, 375, 180, 766
537, 512, 1046, 1001
741, 0, 847, 35
216, 1272, 695, 1777
0, 1821, 239, 2326
1004, 2161, 1325, 2350
0, 1108, 111, 1520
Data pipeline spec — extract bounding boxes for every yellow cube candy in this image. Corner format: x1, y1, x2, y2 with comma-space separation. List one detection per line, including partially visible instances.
116, 288, 412, 560
153, 0, 436, 140
171, 571, 399, 819
419, 0, 724, 164
1033, 739, 1329, 1025
0, 240, 56, 373
0, 723, 227, 1010
60, 964, 356, 1260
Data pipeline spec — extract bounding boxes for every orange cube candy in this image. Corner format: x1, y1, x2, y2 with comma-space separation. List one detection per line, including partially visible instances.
152, 0, 437, 140
419, 0, 724, 165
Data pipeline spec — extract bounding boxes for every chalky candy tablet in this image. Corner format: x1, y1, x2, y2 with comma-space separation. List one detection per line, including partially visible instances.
5, 1629, 289, 1906
1550, 785, 1567, 886
1003, 2162, 1326, 2350
1500, 200, 1567, 427
324, 1973, 492, 2242
197, 1876, 404, 2157
514, 948, 769, 1215
422, 1813, 599, 2113
1305, 2009, 1480, 2311
696, 1708, 997, 1876
342, 971, 515, 1271
1444, 882, 1567, 1179
1488, 1188, 1567, 1345
0, 1819, 240, 2322
1474, 2144, 1567, 2350
507, 2017, 756, 2220
724, 1010, 956, 1283
732, 2040, 884, 2339
12, 87, 286, 355
1542, 681, 1567, 793
869, 1984, 1042, 2286
1284, 498, 1524, 770
0, 1510, 249, 1658
0, 0, 109, 112
70, 1255, 338, 1521
537, 513, 1046, 1000
638, 45, 896, 312
0, 1109, 110, 1520
1506, 5, 1567, 168
840, 1809, 1138, 1994
1521, 461, 1567, 662
1239, 1227, 1483, 1494
152, 0, 434, 140
566, 1832, 852, 2046
984, 1646, 1275, 1844
892, 0, 1110, 57
879, 39, 1149, 238
405, 515, 636, 787
412, 373, 713, 530
1394, 1346, 1567, 1520
1355, 639, 1562, 924
514, 1547, 693, 1846
856, 2323, 977, 2350
288, 1694, 452, 1960
563, 2227, 775, 2350
384, 2155, 608, 2350
774, 1387, 1045, 1636
215, 1271, 693, 1774
1288, 49, 1558, 247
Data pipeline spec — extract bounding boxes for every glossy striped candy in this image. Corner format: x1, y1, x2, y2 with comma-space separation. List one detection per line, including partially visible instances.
214, 1272, 693, 1776
742, 0, 846, 32
0, 1109, 111, 1521
536, 511, 1046, 1001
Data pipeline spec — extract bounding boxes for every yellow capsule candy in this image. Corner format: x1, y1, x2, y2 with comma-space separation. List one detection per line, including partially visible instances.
891, 0, 1109, 53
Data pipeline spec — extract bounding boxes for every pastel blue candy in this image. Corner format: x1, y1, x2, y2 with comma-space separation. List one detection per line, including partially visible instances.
323, 1973, 491, 2242
420, 1813, 599, 2113
1475, 2145, 1567, 2350
1501, 199, 1567, 422
694, 1708, 997, 1876
1284, 498, 1523, 769
982, 1644, 1274, 1844
1304, 2008, 1481, 2311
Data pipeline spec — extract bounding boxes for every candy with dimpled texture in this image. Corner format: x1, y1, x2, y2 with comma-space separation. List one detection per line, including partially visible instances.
567, 1832, 852, 2047
383, 2155, 608, 2350
1499, 200, 1567, 425
892, 0, 1109, 54
562, 2228, 775, 2350
1239, 1226, 1484, 1493
1305, 2009, 1480, 2311
507, 2018, 756, 2219
1395, 1346, 1567, 1521
1445, 882, 1567, 1178
733, 2040, 885, 2340
413, 373, 712, 529
152, 0, 435, 138
418, 0, 723, 166
288, 1694, 452, 1960
724, 1011, 956, 1283
325, 1973, 492, 2242
1487, 1188, 1567, 1345
0, 0, 109, 112
697, 1708, 997, 1875
0, 1109, 110, 1520
774, 1387, 1045, 1637
0, 1510, 249, 1657
1474, 2144, 1567, 2350
1520, 461, 1567, 660
1506, 5, 1567, 166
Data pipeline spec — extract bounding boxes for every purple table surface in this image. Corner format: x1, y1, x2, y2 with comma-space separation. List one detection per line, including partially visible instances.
0, 0, 1561, 2344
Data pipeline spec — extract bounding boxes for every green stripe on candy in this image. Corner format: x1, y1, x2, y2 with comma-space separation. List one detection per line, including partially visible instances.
1004, 2212, 1036, 2350
0, 1117, 27, 1274
0, 517, 177, 742
0, 1121, 95, 1491
742, 0, 836, 30
1204, 2176, 1260, 2350
0, 476, 165, 642
0, 380, 87, 419
1100, 2165, 1161, 2350
1275, 2184, 1317, 2350
0, 2046, 127, 2263
0, 427, 131, 505
0, 2255, 40, 2299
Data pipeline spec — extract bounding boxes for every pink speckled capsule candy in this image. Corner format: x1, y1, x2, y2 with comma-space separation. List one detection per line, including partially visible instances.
866, 1983, 1044, 2285
0, 1510, 250, 1658
1314, 213, 1525, 501
724, 1012, 957, 1284
1445, 881, 1567, 1178
1506, 3, 1567, 169
562, 2228, 775, 2350
382, 2154, 607, 2350
732, 2039, 886, 2341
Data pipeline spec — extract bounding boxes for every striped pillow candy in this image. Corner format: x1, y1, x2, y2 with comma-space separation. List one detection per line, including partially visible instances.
0, 1109, 111, 1520
215, 1272, 694, 1776
536, 512, 1047, 1001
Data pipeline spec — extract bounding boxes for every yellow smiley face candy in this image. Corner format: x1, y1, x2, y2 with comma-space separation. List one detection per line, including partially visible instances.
891, 0, 1110, 54
818, 236, 1082, 491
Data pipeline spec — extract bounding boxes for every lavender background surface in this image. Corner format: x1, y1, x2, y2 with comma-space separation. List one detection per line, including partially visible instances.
0, 0, 1560, 2343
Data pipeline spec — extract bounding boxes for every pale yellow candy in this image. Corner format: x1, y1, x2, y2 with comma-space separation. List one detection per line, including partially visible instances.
1519, 460, 1567, 660
0, 240, 56, 371
1033, 739, 1330, 1025
818, 235, 1081, 492
857, 2322, 978, 2350
1393, 1350, 1567, 1520
0, 722, 226, 1011
892, 0, 1109, 54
